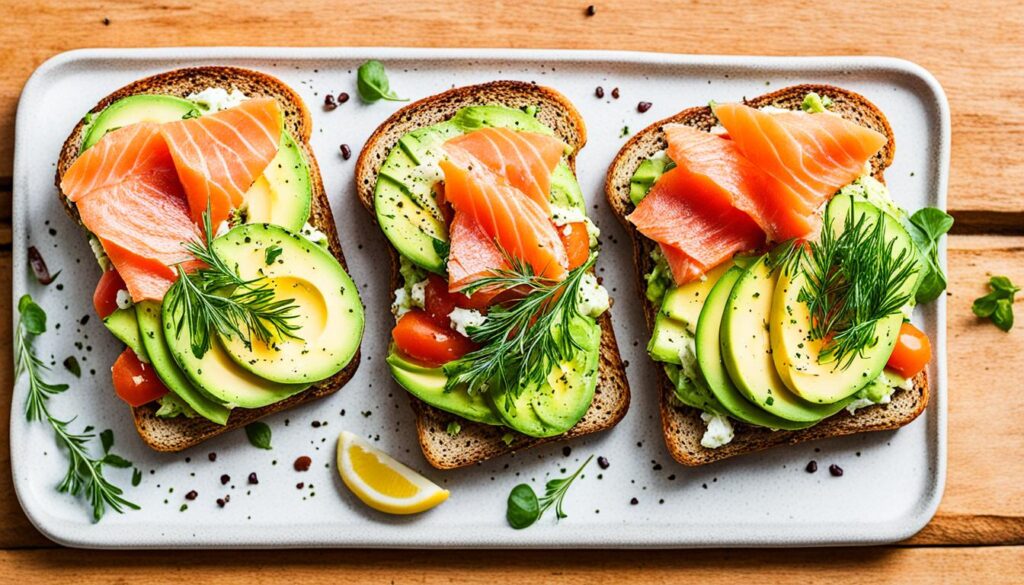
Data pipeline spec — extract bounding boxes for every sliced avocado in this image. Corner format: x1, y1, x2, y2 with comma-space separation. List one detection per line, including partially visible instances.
648, 316, 689, 365
721, 256, 851, 422
386, 349, 501, 425
102, 307, 148, 362
648, 260, 734, 365
695, 266, 813, 430
770, 195, 916, 404
81, 95, 199, 152
136, 301, 230, 425
373, 105, 583, 274
240, 132, 312, 232
162, 289, 310, 409
629, 155, 675, 205
213, 224, 364, 384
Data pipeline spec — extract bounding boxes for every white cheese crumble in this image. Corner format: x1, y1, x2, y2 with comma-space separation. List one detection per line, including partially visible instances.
187, 88, 248, 113
708, 125, 728, 136
300, 222, 330, 248
759, 105, 797, 115
549, 204, 601, 247
391, 288, 412, 318
449, 307, 487, 337
391, 278, 426, 318
846, 392, 892, 416
410, 279, 427, 308
115, 289, 133, 310
700, 412, 735, 449
577, 272, 610, 317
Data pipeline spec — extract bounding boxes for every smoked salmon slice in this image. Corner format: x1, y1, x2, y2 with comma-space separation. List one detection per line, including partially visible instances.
160, 97, 282, 227
445, 127, 566, 212
660, 244, 704, 285
664, 124, 817, 242
446, 212, 510, 305
627, 166, 764, 285
440, 145, 568, 281
60, 123, 202, 301
713, 104, 886, 209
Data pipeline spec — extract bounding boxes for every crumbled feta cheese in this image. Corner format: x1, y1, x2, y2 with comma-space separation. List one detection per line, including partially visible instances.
577, 272, 610, 317
409, 279, 427, 308
759, 105, 796, 115
187, 88, 248, 113
391, 288, 412, 318
846, 392, 892, 415
550, 204, 600, 247
300, 222, 330, 247
449, 307, 487, 337
700, 412, 735, 449
115, 289, 133, 310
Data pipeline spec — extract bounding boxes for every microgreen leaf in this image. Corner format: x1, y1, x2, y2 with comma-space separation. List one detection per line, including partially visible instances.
506, 484, 541, 529
973, 275, 1018, 331
906, 207, 953, 303
245, 421, 273, 450
356, 60, 408, 103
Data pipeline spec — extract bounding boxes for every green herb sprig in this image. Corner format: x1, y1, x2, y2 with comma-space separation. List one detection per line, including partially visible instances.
973, 275, 1019, 331
15, 295, 139, 522
506, 455, 592, 529
904, 207, 953, 303
443, 254, 596, 398
791, 204, 918, 369
166, 211, 302, 359
245, 421, 273, 450
356, 60, 408, 103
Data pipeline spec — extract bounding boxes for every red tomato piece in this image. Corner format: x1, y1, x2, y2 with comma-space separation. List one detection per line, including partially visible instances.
559, 221, 591, 270
392, 309, 476, 367
886, 322, 932, 379
93, 269, 127, 319
111, 348, 169, 407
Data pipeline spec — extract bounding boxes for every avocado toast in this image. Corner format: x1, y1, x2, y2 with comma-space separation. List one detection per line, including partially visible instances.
356, 81, 629, 469
606, 85, 934, 466
56, 67, 364, 451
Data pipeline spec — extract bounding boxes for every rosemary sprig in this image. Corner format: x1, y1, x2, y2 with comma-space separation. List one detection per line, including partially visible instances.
15, 295, 139, 522
167, 211, 302, 358
443, 254, 596, 397
791, 203, 918, 369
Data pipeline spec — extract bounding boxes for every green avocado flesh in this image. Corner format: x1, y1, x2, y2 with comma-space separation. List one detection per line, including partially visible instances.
80, 94, 312, 232
770, 194, 915, 404
102, 307, 148, 362
136, 301, 230, 425
695, 266, 813, 430
386, 350, 502, 426
373, 105, 584, 274
213, 223, 364, 384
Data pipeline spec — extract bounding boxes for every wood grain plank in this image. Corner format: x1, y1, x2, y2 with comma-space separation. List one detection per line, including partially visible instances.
0, 0, 1022, 221
0, 546, 1023, 583
1, 235, 1022, 548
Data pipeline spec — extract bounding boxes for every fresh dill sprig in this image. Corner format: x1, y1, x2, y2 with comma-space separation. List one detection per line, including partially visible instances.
443, 254, 596, 397
792, 203, 918, 369
15, 295, 139, 522
167, 210, 302, 359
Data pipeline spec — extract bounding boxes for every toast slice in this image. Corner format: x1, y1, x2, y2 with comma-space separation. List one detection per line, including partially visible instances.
355, 81, 630, 469
55, 67, 360, 451
605, 84, 929, 466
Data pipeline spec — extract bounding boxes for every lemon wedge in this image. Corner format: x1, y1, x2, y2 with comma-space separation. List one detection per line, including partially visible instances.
336, 431, 449, 514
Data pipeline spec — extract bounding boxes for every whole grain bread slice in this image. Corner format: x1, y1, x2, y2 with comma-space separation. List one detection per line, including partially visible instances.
355, 81, 630, 469
55, 67, 360, 452
604, 84, 929, 466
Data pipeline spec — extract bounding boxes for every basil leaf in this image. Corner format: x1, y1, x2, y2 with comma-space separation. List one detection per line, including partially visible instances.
972, 292, 999, 318
990, 275, 1021, 296
356, 60, 408, 103
102, 453, 132, 468
506, 483, 540, 529
100, 429, 114, 454
17, 295, 47, 335
245, 421, 273, 450
906, 208, 953, 304
910, 207, 954, 240
993, 298, 1014, 331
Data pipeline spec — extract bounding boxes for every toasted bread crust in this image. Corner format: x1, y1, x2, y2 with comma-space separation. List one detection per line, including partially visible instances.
55, 67, 359, 452
355, 81, 629, 469
604, 84, 928, 466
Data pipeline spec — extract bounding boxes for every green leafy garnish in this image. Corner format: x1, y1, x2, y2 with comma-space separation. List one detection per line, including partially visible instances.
15, 295, 139, 522
356, 60, 408, 103
801, 92, 833, 113
446, 421, 462, 437
443, 254, 596, 398
245, 421, 273, 449
264, 245, 283, 266
791, 203, 918, 369
973, 275, 1019, 331
904, 207, 953, 303
166, 210, 302, 359
506, 455, 592, 529
131, 468, 143, 487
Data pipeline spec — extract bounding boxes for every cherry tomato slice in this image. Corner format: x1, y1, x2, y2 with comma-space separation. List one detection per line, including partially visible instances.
886, 322, 932, 379
392, 309, 476, 367
93, 269, 127, 319
111, 348, 169, 407
559, 221, 591, 270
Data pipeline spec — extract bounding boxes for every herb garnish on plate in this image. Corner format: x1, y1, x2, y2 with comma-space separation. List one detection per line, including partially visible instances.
973, 275, 1019, 331
15, 295, 139, 521
506, 455, 592, 529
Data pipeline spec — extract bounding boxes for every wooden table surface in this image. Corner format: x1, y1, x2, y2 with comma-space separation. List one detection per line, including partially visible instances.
1, 0, 1022, 581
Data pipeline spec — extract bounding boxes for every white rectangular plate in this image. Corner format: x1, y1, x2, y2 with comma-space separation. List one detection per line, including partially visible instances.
11, 48, 948, 548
